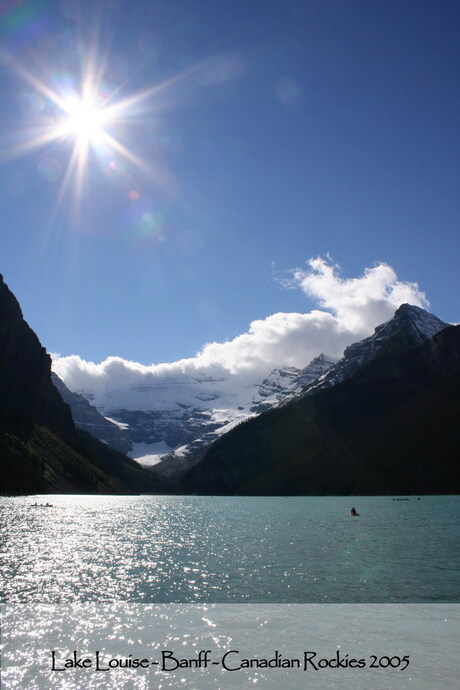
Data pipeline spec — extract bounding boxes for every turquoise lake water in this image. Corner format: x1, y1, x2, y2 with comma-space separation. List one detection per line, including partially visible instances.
1, 494, 459, 603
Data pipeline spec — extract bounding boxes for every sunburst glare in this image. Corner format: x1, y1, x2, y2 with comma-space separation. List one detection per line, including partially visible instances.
59, 94, 109, 144
0, 46, 197, 223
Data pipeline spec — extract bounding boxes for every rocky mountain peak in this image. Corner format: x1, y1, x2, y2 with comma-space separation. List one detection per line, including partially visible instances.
309, 304, 449, 393
345, 304, 448, 361
398, 303, 450, 337
257, 366, 301, 398
297, 353, 337, 382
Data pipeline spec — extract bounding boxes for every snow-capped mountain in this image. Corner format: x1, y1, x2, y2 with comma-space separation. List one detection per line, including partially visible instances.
291, 303, 448, 398
58, 355, 336, 470
250, 355, 337, 413
51, 372, 131, 454
55, 304, 448, 473
181, 323, 460, 496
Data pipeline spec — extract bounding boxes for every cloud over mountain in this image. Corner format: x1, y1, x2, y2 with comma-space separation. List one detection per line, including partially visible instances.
293, 258, 429, 333
53, 258, 429, 397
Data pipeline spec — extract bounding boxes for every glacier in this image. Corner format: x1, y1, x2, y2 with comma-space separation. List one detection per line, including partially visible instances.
53, 304, 448, 472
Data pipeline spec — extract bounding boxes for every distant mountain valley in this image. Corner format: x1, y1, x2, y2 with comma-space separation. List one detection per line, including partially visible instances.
55, 303, 450, 483
1, 271, 458, 496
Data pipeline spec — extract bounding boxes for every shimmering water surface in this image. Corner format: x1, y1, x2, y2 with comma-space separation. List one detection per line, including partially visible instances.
3, 604, 459, 689
1, 495, 459, 603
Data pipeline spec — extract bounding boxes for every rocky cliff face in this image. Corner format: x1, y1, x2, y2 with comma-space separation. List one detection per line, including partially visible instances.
250, 355, 337, 413
0, 275, 162, 495
297, 304, 448, 397
51, 373, 132, 454
0, 275, 75, 439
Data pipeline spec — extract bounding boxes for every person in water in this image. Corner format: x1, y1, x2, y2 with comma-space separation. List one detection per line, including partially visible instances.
350, 507, 358, 516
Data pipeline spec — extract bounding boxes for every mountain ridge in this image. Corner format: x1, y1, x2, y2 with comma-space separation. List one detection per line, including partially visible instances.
295, 303, 448, 398
57, 352, 337, 469
180, 323, 460, 495
54, 304, 448, 474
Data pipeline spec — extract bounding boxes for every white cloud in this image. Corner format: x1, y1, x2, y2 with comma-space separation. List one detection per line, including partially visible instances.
52, 258, 430, 406
292, 257, 429, 334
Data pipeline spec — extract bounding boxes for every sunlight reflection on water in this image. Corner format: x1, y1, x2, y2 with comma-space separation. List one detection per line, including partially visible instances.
1, 494, 459, 603
1, 603, 459, 689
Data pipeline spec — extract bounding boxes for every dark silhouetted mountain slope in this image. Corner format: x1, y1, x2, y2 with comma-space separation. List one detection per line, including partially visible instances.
181, 324, 460, 495
292, 304, 448, 398
0, 275, 163, 495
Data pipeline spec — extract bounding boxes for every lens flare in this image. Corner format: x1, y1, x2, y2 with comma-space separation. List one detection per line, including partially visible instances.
0, 44, 199, 224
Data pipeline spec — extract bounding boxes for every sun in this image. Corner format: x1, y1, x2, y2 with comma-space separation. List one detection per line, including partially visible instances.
59, 95, 109, 145
1, 45, 199, 221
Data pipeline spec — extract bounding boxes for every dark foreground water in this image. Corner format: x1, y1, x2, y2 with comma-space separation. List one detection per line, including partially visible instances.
1, 494, 459, 603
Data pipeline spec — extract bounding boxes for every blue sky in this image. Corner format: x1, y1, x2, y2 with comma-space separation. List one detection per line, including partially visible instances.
1, 0, 459, 366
